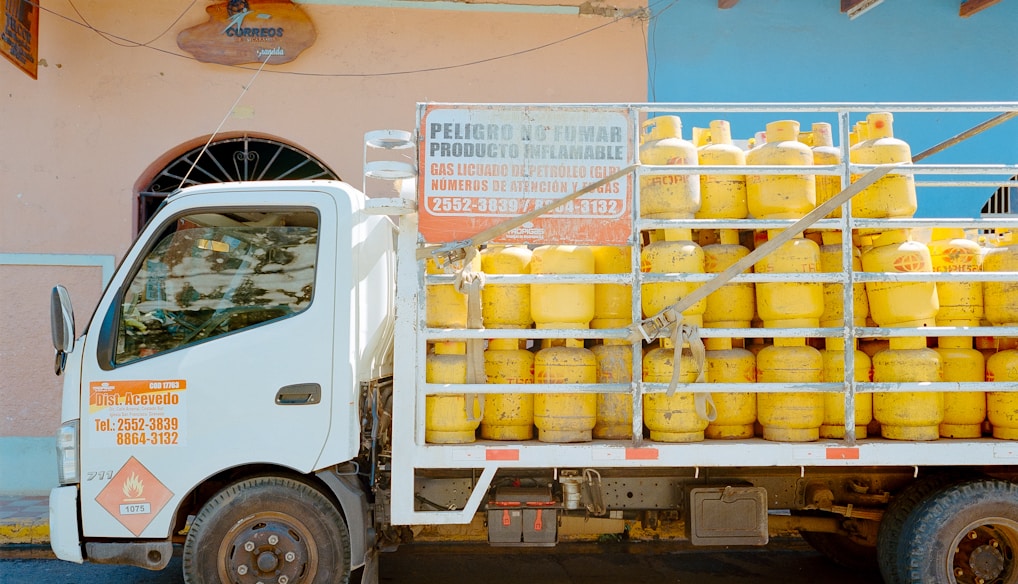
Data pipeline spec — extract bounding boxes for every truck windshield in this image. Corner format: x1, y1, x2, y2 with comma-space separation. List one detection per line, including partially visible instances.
115, 211, 319, 364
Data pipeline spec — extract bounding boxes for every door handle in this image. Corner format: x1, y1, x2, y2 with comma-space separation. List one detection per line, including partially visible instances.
275, 383, 321, 405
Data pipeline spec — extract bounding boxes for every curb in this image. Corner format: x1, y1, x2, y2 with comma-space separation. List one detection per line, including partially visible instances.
0, 521, 50, 546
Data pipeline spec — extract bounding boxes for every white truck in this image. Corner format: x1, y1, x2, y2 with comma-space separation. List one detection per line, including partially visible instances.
48, 102, 1018, 584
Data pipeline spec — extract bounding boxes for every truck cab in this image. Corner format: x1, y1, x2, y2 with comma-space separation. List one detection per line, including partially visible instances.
49, 181, 395, 580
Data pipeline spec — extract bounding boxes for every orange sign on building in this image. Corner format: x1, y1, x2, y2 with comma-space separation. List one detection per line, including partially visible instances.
177, 0, 316, 66
2, 0, 39, 79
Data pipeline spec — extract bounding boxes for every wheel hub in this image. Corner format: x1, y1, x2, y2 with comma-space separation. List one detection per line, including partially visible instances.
969, 543, 1004, 581
229, 521, 308, 584
954, 526, 1015, 584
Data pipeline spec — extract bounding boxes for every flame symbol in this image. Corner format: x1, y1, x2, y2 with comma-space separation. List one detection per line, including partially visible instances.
123, 473, 145, 499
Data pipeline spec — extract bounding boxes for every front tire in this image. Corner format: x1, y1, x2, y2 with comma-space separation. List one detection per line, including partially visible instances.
183, 476, 351, 584
897, 478, 1018, 584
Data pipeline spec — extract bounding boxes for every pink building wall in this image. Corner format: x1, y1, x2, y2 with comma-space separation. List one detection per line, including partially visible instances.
0, 0, 647, 492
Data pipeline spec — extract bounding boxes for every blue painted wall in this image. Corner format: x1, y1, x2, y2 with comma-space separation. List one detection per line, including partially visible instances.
646, 0, 1017, 217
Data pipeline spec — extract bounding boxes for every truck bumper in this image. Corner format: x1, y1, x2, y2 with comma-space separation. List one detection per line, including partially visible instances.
49, 486, 83, 563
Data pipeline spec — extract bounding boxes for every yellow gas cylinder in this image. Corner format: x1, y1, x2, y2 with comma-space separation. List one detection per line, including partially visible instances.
643, 337, 707, 442
849, 112, 917, 221
861, 229, 939, 328
704, 336, 756, 439
987, 350, 1018, 439
426, 254, 481, 328
755, 230, 824, 328
872, 336, 943, 441
639, 116, 701, 219
592, 338, 633, 439
531, 245, 595, 328
534, 338, 597, 442
703, 229, 755, 329
425, 342, 482, 444
696, 119, 747, 220
819, 338, 873, 439
982, 236, 1018, 326
811, 122, 843, 218
756, 337, 824, 442
819, 231, 869, 328
746, 120, 816, 219
480, 338, 535, 441
592, 246, 632, 329
480, 245, 533, 329
929, 228, 983, 327
935, 336, 985, 438
641, 228, 707, 326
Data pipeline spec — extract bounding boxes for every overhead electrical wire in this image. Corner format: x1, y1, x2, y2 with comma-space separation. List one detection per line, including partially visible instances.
26, 0, 663, 78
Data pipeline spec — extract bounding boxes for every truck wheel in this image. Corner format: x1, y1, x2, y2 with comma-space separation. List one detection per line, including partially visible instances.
897, 479, 1018, 584
183, 476, 351, 584
876, 472, 963, 584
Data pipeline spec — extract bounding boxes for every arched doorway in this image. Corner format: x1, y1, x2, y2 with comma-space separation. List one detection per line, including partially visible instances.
137, 134, 339, 229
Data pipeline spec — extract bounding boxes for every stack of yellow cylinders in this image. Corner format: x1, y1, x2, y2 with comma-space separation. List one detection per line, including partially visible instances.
757, 337, 824, 442
704, 336, 756, 439
479, 245, 535, 440
531, 245, 596, 442
591, 246, 634, 439
849, 112, 917, 222
755, 230, 824, 329
746, 120, 816, 219
592, 338, 633, 439
862, 230, 939, 328
983, 235, 1018, 434
819, 338, 873, 439
982, 232, 1018, 327
426, 254, 479, 329
481, 245, 533, 329
819, 231, 869, 328
811, 122, 843, 218
872, 337, 943, 440
929, 228, 983, 327
425, 342, 481, 443
929, 229, 985, 439
591, 246, 632, 329
640, 116, 701, 220
987, 349, 1018, 439
935, 336, 985, 438
481, 338, 534, 440
641, 228, 707, 327
696, 120, 747, 220
643, 337, 707, 442
534, 338, 597, 442
703, 230, 755, 329
862, 229, 942, 440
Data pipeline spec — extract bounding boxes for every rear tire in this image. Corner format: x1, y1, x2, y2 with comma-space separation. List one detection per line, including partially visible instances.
183, 476, 351, 584
897, 478, 1018, 584
876, 472, 963, 584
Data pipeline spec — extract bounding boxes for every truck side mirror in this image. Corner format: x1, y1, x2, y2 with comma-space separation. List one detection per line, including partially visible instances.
51, 285, 75, 375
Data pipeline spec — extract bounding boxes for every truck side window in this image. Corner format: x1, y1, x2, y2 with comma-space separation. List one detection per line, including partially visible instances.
114, 211, 319, 365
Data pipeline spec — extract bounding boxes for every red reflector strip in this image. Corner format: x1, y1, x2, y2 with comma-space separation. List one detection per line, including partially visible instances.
826, 447, 860, 460
486, 449, 520, 461
626, 448, 659, 460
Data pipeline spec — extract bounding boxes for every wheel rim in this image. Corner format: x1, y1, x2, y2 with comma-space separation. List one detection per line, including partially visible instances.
949, 517, 1018, 584
218, 511, 319, 584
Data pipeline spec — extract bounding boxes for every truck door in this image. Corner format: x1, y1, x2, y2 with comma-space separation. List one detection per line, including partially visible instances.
76, 193, 339, 539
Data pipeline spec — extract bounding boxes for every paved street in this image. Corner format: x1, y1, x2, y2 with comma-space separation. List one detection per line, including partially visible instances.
1, 540, 876, 583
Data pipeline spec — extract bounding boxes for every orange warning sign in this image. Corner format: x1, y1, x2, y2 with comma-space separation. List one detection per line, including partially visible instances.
95, 457, 174, 536
418, 104, 636, 246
